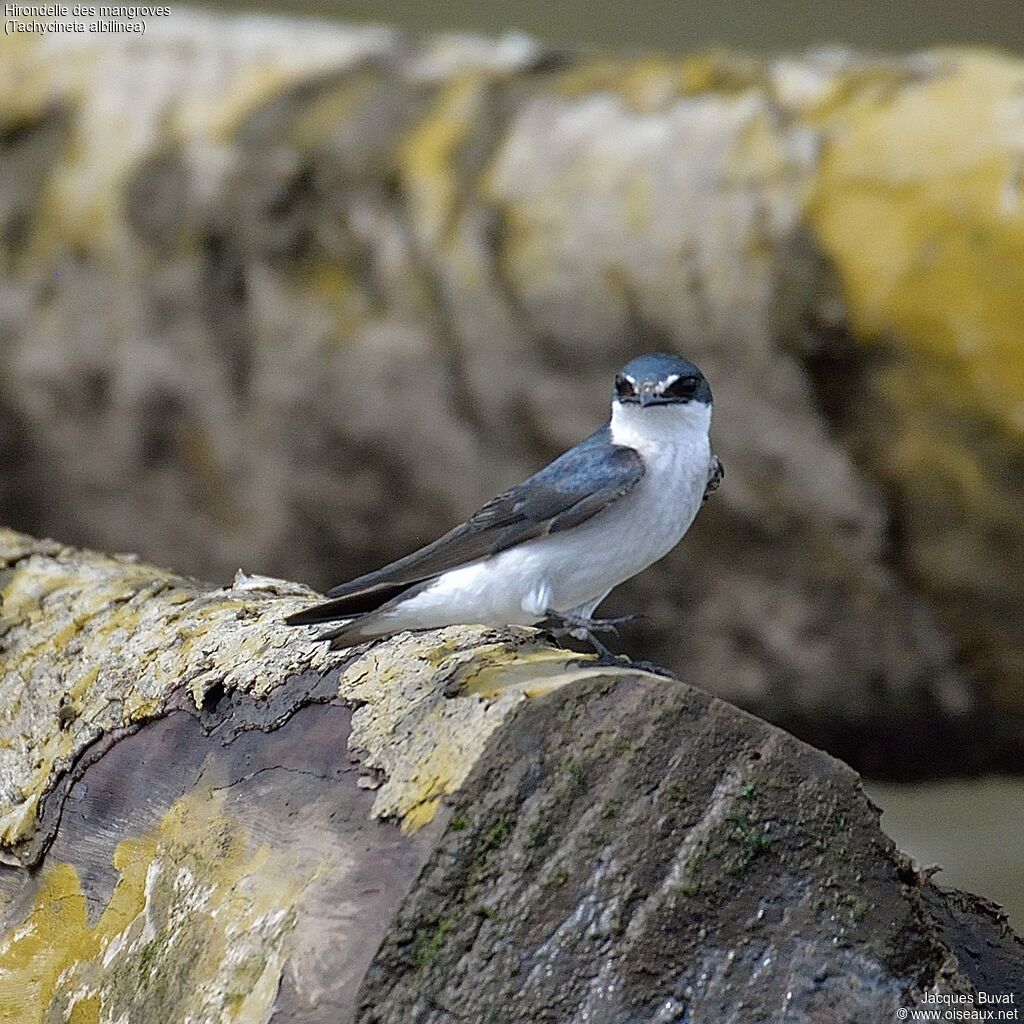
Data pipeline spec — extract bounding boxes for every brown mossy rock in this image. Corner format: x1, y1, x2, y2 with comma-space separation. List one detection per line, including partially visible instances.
360, 675, 1024, 1022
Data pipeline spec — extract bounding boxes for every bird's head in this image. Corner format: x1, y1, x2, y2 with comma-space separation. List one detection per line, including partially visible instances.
612, 353, 712, 409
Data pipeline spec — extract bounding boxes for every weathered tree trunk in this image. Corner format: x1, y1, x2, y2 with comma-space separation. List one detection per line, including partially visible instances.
0, 527, 1021, 1022
1, 19, 1022, 773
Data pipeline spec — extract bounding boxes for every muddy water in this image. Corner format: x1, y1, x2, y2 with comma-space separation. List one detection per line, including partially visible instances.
866, 778, 1024, 930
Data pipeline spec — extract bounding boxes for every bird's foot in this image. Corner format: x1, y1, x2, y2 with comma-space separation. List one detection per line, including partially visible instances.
540, 610, 616, 661
621, 658, 678, 679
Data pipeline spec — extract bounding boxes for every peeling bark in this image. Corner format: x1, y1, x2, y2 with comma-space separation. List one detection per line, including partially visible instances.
0, 528, 1021, 1021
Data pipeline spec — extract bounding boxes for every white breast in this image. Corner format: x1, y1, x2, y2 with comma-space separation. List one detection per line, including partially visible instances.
590, 398, 713, 584
376, 401, 713, 633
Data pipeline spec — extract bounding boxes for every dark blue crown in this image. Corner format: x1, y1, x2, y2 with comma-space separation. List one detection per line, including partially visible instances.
614, 352, 712, 405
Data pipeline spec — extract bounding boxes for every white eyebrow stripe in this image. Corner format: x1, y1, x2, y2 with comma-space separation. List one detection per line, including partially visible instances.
656, 373, 680, 394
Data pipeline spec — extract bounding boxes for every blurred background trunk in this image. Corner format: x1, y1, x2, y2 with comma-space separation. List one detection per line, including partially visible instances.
1, 13, 1022, 920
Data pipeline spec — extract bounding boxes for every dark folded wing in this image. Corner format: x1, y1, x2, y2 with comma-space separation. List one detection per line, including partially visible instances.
285, 427, 643, 625
703, 454, 724, 501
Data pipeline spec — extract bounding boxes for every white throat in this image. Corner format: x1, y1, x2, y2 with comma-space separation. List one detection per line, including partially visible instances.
609, 399, 712, 453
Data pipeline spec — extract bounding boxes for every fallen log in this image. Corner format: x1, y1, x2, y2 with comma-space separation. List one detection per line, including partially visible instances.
0, 527, 1020, 1021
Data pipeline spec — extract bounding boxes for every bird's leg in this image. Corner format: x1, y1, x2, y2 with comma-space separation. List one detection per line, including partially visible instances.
586, 613, 644, 631
540, 610, 641, 637
539, 610, 676, 677
539, 609, 640, 661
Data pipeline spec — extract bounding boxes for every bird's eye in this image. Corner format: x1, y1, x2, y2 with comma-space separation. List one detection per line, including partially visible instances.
614, 374, 636, 398
663, 375, 699, 399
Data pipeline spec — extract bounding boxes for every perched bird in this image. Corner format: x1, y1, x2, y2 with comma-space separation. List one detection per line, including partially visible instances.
286, 352, 723, 661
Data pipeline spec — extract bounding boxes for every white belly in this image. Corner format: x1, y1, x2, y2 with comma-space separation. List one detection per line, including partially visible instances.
375, 402, 713, 633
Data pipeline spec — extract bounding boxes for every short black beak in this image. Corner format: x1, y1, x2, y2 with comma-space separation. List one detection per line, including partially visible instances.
639, 382, 658, 407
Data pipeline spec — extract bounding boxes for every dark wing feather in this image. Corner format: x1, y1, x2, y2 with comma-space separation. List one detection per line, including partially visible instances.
285, 427, 643, 625
703, 454, 724, 502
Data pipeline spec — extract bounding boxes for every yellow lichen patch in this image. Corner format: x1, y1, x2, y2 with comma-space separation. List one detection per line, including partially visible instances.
0, 863, 87, 1021
614, 56, 687, 112
548, 56, 636, 101
337, 631, 646, 831
303, 261, 355, 306
66, 995, 99, 1024
462, 660, 638, 700
193, 28, 395, 144
398, 797, 441, 834
810, 51, 1024, 435
0, 34, 47, 125
0, 789, 307, 1024
205, 63, 319, 144
676, 50, 764, 97
294, 260, 376, 342
0, 796, 42, 850
551, 51, 761, 109
398, 72, 490, 250
284, 71, 386, 151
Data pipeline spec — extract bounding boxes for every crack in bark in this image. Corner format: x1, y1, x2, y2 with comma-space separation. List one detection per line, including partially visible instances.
8, 664, 352, 870
4, 715, 156, 868
209, 762, 357, 794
